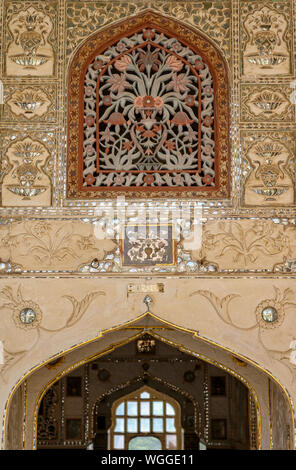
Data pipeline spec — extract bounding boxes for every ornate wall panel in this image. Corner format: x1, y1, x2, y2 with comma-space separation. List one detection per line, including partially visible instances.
66, 11, 231, 199
240, 2, 293, 78
3, 1, 57, 77
1, 131, 55, 206
0, 0, 296, 451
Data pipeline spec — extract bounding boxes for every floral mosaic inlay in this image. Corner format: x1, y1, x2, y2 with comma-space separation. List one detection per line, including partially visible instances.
67, 12, 230, 199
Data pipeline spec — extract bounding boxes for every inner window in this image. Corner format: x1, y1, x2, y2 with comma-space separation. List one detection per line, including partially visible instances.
110, 387, 181, 450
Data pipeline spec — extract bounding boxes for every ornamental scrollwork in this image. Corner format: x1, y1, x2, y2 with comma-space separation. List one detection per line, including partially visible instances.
0, 286, 104, 375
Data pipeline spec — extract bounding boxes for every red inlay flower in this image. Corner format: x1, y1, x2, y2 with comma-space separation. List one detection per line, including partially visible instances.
85, 85, 93, 96
114, 174, 125, 185
165, 140, 176, 150
116, 41, 126, 52
142, 129, 156, 138
204, 144, 213, 155
85, 115, 95, 126
154, 97, 163, 108
143, 95, 155, 107
85, 173, 96, 185
167, 73, 191, 93
134, 96, 144, 108
203, 85, 213, 96
171, 111, 194, 126
85, 145, 94, 155
114, 55, 132, 71
173, 174, 183, 185
166, 55, 183, 72
202, 116, 213, 127
143, 174, 155, 185
122, 140, 134, 150
103, 112, 127, 126
143, 29, 155, 40
93, 59, 104, 71
107, 74, 131, 93
185, 95, 195, 107
172, 41, 182, 52
102, 95, 112, 106
195, 59, 205, 70
202, 174, 213, 185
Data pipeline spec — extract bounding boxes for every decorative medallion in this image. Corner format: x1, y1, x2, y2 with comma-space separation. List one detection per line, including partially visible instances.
67, 11, 230, 199
137, 335, 156, 353
3, 287, 43, 330
122, 224, 174, 266
255, 287, 290, 329
261, 306, 278, 323
184, 370, 196, 382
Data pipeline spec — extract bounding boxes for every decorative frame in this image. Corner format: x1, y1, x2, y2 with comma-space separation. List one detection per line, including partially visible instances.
121, 224, 175, 266
66, 10, 230, 200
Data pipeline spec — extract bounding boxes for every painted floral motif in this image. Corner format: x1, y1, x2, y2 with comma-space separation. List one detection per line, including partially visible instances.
1, 137, 52, 206
6, 5, 56, 76
82, 28, 215, 190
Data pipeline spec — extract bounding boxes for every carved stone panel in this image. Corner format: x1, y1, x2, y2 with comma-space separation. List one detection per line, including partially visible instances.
241, 133, 295, 206
240, 85, 294, 123
3, 85, 55, 122
241, 4, 292, 77
1, 137, 52, 206
5, 3, 57, 77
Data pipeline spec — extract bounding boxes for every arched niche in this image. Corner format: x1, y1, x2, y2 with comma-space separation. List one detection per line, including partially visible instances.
66, 10, 230, 200
3, 312, 294, 450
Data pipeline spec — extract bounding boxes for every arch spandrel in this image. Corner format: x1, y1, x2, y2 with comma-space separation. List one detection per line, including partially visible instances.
66, 11, 230, 200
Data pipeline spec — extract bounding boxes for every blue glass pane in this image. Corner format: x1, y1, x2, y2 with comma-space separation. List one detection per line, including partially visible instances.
166, 418, 176, 432
127, 401, 138, 416
140, 401, 150, 416
152, 401, 163, 416
166, 403, 175, 416
116, 402, 125, 415
114, 418, 124, 432
153, 418, 163, 432
114, 435, 124, 449
140, 418, 150, 432
127, 418, 138, 433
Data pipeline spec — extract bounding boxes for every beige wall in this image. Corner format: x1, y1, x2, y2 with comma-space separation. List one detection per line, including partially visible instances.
1, 0, 296, 450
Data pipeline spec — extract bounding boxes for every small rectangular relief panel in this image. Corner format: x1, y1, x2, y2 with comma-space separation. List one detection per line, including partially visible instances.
122, 225, 175, 266
128, 283, 164, 294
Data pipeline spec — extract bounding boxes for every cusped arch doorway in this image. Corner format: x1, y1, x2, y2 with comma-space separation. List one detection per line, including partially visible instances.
4, 312, 293, 450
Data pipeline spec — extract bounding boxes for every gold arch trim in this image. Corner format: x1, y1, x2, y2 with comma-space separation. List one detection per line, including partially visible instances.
2, 310, 295, 450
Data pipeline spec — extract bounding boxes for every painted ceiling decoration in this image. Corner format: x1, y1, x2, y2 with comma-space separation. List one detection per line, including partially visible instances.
67, 11, 230, 199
